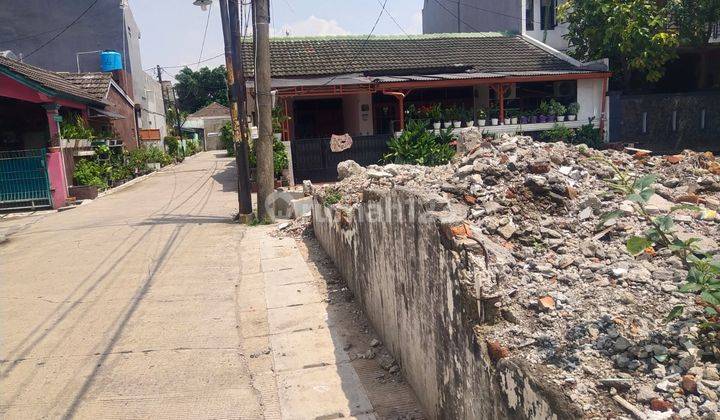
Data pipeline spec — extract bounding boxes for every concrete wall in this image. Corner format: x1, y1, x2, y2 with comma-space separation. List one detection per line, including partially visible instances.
140, 73, 167, 138
204, 117, 231, 151
312, 188, 582, 419
609, 91, 720, 152
521, 0, 569, 52
422, 0, 522, 34
576, 78, 605, 124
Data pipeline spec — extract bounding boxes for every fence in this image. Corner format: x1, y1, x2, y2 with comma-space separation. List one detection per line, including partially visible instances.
0, 148, 52, 210
291, 134, 390, 182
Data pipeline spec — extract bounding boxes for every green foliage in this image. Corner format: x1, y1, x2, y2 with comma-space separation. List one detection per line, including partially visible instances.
220, 123, 235, 157
572, 123, 602, 148
548, 100, 566, 117
594, 156, 719, 328
165, 108, 188, 136
538, 101, 551, 116
540, 123, 574, 142
428, 104, 443, 122
476, 107, 487, 120
323, 188, 342, 206
567, 102, 580, 115
60, 115, 95, 139
185, 139, 200, 156
559, 0, 679, 84
174, 66, 229, 113
164, 136, 180, 157
383, 120, 455, 166
272, 137, 289, 178
74, 159, 108, 189
664, 0, 720, 47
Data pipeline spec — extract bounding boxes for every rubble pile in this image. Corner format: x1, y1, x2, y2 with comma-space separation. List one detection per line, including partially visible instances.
313, 132, 720, 419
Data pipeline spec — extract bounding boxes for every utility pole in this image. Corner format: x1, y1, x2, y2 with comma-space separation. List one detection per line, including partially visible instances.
252, 0, 275, 221
156, 65, 170, 134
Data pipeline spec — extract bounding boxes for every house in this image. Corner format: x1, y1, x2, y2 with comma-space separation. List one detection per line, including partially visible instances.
423, 0, 571, 52
140, 73, 168, 139
0, 0, 164, 135
242, 33, 610, 181
182, 102, 232, 151
0, 56, 135, 210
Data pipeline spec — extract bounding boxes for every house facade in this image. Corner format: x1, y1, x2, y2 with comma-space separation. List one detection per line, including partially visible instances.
0, 56, 136, 210
0, 0, 164, 135
242, 33, 610, 181
423, 0, 570, 52
182, 102, 231, 151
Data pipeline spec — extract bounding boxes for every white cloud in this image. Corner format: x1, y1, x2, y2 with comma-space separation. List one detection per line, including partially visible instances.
278, 15, 350, 37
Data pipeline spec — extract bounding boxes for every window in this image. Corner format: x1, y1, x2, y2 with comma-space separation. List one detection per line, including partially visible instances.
526, 0, 535, 31
540, 0, 557, 30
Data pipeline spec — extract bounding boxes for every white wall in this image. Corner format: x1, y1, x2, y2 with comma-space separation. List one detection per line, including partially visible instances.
342, 93, 374, 136
577, 78, 605, 125
141, 72, 168, 138
522, 0, 570, 52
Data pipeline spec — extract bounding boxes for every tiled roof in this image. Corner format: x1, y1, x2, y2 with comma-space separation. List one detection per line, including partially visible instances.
58, 72, 113, 101
188, 102, 230, 119
0, 56, 101, 103
241, 33, 586, 78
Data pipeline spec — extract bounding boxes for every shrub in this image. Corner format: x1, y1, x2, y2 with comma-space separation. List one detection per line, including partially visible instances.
220, 122, 235, 157
383, 120, 455, 166
61, 115, 95, 139
74, 159, 108, 189
164, 136, 180, 157
273, 137, 288, 178
573, 123, 602, 149
540, 123, 574, 142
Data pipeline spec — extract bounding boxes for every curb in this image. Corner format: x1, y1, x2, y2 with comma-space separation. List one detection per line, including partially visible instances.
96, 162, 178, 199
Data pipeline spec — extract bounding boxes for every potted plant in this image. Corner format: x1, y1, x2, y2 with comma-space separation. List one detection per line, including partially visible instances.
519, 111, 529, 125
488, 106, 499, 126
71, 158, 107, 200
503, 112, 511, 125
429, 104, 442, 130
508, 109, 519, 125
442, 106, 453, 129
476, 108, 487, 126
538, 101, 550, 123
446, 106, 461, 128
551, 100, 567, 122
567, 102, 579, 121
462, 108, 474, 127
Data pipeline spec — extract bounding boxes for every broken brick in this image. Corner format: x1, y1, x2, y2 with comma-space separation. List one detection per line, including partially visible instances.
486, 340, 509, 363
665, 155, 684, 164
538, 296, 556, 312
681, 375, 697, 394
649, 398, 672, 412
464, 194, 477, 204
529, 161, 550, 174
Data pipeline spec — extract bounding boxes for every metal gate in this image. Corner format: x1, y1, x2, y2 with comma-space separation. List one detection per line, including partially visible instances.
291, 134, 389, 182
0, 148, 52, 210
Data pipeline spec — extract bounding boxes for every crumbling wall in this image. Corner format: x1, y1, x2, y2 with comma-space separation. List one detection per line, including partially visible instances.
312, 187, 582, 419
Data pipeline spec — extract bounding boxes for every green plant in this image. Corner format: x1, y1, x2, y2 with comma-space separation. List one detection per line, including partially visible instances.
540, 123, 574, 142
110, 163, 133, 182
476, 108, 487, 120
548, 99, 566, 116
272, 105, 289, 133
539, 101, 550, 116
220, 123, 235, 157
323, 188, 342, 206
383, 119, 455, 166
595, 158, 719, 327
444, 105, 459, 122
164, 136, 180, 157
488, 105, 499, 119
61, 115, 95, 139
74, 159, 108, 189
428, 104, 443, 122
572, 123, 602, 148
567, 102, 580, 115
272, 137, 289, 178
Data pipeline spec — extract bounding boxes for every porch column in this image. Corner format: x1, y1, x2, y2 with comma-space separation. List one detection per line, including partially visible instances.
498, 84, 505, 124
43, 103, 68, 209
382, 91, 409, 132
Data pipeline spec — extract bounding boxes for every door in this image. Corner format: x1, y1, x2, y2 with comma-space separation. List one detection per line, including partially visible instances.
0, 148, 52, 210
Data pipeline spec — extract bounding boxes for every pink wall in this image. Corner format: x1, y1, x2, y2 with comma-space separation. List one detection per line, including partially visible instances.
46, 148, 68, 209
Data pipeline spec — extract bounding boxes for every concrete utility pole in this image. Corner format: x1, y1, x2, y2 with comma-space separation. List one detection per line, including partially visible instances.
156, 65, 170, 130
252, 0, 275, 221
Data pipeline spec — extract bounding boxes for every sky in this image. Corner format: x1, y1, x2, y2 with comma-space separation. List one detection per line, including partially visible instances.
128, 0, 424, 80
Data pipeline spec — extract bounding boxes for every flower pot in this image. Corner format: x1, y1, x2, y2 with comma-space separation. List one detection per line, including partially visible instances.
478, 120, 487, 127
530, 116, 538, 124
466, 121, 475, 128
443, 122, 451, 129
549, 116, 556, 122
503, 118, 511, 125
69, 185, 98, 200
568, 115, 577, 121
452, 121, 461, 128
491, 118, 499, 126
395, 131, 403, 138
433, 122, 441, 130
538, 115, 547, 123
510, 117, 518, 125
146, 162, 161, 171
557, 115, 565, 122
519, 116, 529, 124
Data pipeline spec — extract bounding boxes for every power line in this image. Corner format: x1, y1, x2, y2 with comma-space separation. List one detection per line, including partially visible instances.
24, 0, 100, 59
434, 0, 549, 29
321, 0, 389, 86
196, 2, 213, 69
430, 0, 483, 32
377, 0, 410, 36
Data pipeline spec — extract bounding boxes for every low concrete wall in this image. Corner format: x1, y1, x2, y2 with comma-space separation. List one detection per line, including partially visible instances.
312, 187, 581, 419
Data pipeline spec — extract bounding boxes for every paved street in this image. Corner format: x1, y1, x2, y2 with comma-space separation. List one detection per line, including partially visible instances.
0, 152, 423, 419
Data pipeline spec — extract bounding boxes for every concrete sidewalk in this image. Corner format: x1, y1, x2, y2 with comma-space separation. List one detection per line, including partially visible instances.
238, 226, 377, 419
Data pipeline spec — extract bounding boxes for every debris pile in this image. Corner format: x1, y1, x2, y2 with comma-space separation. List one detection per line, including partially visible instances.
311, 132, 720, 419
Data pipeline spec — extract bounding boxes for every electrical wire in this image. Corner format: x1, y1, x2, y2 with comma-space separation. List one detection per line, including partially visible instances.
434, 0, 550, 29
320, 0, 389, 86
196, 2, 213, 69
376, 0, 410, 36
24, 0, 100, 59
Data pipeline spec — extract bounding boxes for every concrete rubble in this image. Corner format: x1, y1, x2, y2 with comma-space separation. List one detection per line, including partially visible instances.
307, 132, 720, 419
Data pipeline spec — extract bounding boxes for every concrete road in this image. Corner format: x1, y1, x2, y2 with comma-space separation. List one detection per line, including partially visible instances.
1, 152, 264, 419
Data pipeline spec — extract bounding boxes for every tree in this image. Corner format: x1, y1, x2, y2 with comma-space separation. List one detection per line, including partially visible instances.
664, 0, 720, 47
165, 107, 188, 137
174, 66, 229, 114
559, 0, 679, 86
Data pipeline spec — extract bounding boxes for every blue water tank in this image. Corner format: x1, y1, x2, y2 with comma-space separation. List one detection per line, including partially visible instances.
100, 50, 123, 72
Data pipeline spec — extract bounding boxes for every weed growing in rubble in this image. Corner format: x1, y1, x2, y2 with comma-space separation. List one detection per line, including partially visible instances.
323, 189, 342, 206
594, 156, 720, 327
